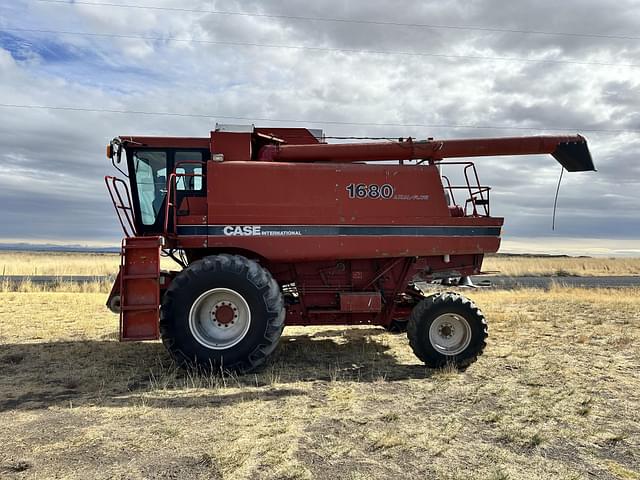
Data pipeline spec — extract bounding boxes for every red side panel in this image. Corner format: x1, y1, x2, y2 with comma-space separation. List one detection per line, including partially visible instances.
200, 235, 501, 262
206, 161, 450, 224
211, 131, 253, 162
340, 293, 382, 313
254, 127, 321, 145
172, 160, 503, 261
119, 236, 162, 341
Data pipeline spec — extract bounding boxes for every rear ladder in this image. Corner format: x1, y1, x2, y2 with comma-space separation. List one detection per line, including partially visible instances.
119, 236, 163, 341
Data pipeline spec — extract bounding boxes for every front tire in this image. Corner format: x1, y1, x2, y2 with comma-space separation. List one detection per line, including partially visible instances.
407, 292, 487, 368
160, 254, 285, 372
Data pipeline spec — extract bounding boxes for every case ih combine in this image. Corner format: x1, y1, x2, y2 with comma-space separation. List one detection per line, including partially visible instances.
105, 126, 594, 372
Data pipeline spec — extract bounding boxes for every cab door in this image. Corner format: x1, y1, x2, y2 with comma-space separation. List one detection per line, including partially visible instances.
171, 150, 208, 233
129, 149, 169, 235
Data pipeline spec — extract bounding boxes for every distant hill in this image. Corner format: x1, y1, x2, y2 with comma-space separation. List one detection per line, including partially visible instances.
0, 243, 120, 254
0, 243, 591, 258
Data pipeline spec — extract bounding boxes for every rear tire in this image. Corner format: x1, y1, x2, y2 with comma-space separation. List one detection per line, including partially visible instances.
160, 254, 285, 372
407, 292, 487, 369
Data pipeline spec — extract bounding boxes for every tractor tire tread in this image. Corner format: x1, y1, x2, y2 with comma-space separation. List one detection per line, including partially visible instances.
407, 291, 487, 369
160, 254, 284, 373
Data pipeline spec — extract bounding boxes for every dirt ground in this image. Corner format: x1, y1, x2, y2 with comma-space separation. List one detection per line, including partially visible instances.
0, 288, 639, 479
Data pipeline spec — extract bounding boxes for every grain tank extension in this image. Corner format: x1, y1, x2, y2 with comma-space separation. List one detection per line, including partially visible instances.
105, 126, 595, 371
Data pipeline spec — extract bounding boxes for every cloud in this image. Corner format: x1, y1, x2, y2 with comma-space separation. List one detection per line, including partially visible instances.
0, 0, 638, 249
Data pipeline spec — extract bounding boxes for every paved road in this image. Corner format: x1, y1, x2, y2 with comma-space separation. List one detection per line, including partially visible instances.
470, 276, 640, 289
2, 275, 639, 289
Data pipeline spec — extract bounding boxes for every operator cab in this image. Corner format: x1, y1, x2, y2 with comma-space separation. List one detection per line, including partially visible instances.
107, 138, 208, 235
105, 127, 323, 238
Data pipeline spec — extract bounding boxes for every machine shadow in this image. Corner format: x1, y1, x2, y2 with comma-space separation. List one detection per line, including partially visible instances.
272, 327, 433, 382
0, 327, 433, 412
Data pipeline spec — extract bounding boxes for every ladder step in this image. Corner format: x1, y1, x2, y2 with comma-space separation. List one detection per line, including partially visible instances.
122, 274, 160, 280
123, 243, 162, 249
119, 235, 163, 341
121, 304, 159, 311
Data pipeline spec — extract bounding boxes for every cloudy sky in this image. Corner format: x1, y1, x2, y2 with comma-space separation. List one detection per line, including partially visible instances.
0, 0, 638, 254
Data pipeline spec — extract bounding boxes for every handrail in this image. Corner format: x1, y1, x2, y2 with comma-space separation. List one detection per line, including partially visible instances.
445, 186, 491, 217
441, 175, 457, 206
439, 161, 491, 217
164, 172, 177, 237
464, 164, 489, 216
465, 187, 491, 217
105, 176, 137, 237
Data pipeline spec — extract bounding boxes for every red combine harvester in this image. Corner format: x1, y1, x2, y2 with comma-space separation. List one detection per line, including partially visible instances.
105, 126, 594, 371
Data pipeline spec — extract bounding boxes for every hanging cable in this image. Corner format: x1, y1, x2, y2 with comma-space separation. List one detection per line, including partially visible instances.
34, 0, 640, 41
0, 103, 638, 134
4, 27, 640, 68
552, 166, 565, 231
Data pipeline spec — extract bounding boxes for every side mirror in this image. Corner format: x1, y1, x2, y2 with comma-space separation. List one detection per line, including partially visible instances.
107, 139, 124, 163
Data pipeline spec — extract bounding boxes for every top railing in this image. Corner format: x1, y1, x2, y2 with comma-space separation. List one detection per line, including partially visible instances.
441, 162, 491, 217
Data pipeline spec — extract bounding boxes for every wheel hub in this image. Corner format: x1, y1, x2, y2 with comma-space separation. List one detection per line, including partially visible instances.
212, 302, 238, 326
188, 288, 251, 350
428, 313, 472, 356
438, 323, 455, 339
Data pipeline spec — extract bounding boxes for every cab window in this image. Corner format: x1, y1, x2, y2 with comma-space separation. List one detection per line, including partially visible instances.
133, 151, 167, 225
175, 151, 204, 191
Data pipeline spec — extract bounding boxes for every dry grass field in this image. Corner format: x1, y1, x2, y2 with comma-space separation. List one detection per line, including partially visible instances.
1, 282, 639, 479
0, 251, 179, 277
2, 251, 640, 279
482, 256, 640, 277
